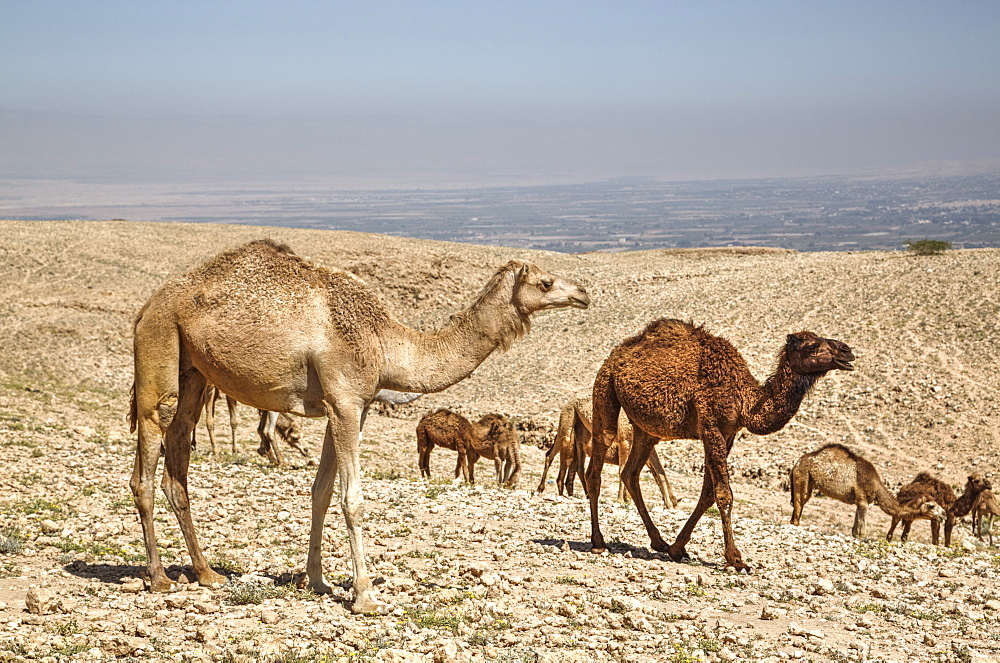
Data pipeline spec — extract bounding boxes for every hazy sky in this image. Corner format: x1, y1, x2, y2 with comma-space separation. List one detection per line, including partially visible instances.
2, 1, 999, 185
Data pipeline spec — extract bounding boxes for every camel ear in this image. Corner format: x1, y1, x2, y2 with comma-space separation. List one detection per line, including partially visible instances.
517, 262, 531, 281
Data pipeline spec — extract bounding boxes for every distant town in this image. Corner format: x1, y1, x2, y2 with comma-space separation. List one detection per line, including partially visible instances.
4, 173, 999, 252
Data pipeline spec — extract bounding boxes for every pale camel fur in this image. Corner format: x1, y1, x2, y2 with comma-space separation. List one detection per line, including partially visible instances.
588, 320, 855, 571
791, 444, 946, 538
536, 391, 678, 509
128, 239, 589, 614
416, 409, 522, 487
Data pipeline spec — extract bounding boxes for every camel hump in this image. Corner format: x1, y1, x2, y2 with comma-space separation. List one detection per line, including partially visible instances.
620, 318, 696, 348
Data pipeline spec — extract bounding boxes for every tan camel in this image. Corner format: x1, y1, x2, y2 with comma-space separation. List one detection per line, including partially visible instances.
196, 385, 238, 455
790, 444, 946, 538
416, 409, 522, 487
971, 488, 998, 546
128, 239, 589, 614
536, 391, 678, 509
587, 319, 855, 571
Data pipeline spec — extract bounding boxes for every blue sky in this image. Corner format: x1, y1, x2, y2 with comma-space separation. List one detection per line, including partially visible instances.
2, 1, 999, 184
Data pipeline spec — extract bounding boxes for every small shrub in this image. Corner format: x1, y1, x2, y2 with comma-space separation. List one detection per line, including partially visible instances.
0, 527, 26, 555
225, 580, 288, 605
904, 239, 951, 255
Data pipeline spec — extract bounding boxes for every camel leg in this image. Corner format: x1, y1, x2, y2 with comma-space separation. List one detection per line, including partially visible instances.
416, 429, 432, 479
646, 448, 677, 509
620, 429, 668, 552
537, 440, 560, 493
467, 451, 478, 485
789, 467, 812, 526
493, 450, 503, 486
203, 385, 218, 456
561, 445, 575, 497
901, 519, 914, 542
672, 428, 747, 571
586, 431, 613, 552
257, 410, 283, 467
929, 519, 939, 545
944, 516, 957, 547
160, 368, 227, 588
131, 395, 176, 592
852, 502, 867, 538
571, 418, 590, 498
669, 470, 716, 563
305, 420, 339, 595
886, 516, 900, 541
225, 395, 238, 453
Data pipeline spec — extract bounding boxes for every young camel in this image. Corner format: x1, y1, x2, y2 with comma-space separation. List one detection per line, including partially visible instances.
885, 472, 991, 545
536, 391, 678, 509
790, 445, 946, 538
416, 409, 521, 487
944, 474, 994, 546
128, 239, 589, 614
587, 319, 855, 571
971, 489, 999, 546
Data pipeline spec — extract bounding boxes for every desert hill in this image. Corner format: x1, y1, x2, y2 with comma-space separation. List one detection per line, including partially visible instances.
0, 219, 998, 662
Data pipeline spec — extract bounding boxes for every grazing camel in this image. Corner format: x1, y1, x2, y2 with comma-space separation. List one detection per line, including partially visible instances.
128, 239, 589, 614
587, 319, 855, 571
255, 409, 308, 466
971, 489, 998, 546
790, 445, 946, 538
416, 409, 522, 487
536, 391, 678, 509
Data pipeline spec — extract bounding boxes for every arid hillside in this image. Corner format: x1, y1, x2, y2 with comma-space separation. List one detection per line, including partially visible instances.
0, 220, 998, 662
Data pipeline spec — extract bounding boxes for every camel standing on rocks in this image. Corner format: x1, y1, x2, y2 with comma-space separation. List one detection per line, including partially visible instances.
943, 474, 993, 547
416, 409, 521, 487
971, 489, 999, 546
885, 472, 992, 545
536, 391, 678, 509
128, 239, 589, 614
587, 319, 855, 571
790, 444, 946, 538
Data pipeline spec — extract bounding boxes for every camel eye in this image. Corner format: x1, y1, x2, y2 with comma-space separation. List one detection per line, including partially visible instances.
540, 279, 554, 291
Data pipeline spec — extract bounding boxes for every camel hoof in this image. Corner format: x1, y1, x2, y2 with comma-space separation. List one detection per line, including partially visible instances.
351, 594, 391, 615
148, 577, 181, 593
199, 570, 228, 588
307, 578, 334, 595
667, 545, 689, 563
650, 540, 670, 554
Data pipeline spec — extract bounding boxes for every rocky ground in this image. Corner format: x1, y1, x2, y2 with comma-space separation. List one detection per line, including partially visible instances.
0, 220, 998, 662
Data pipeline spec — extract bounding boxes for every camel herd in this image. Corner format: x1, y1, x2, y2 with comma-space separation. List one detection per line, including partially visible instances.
128, 240, 996, 614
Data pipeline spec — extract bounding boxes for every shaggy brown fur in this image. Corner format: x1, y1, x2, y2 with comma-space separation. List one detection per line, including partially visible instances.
536, 392, 678, 509
416, 409, 521, 487
587, 319, 855, 571
886, 472, 957, 544
945, 474, 993, 546
128, 239, 589, 614
790, 445, 946, 538
971, 489, 999, 546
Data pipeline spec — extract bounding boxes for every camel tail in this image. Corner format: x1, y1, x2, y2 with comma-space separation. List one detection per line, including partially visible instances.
128, 383, 138, 433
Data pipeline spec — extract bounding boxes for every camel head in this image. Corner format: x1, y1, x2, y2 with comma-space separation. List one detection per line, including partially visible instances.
511, 261, 590, 313
966, 474, 993, 495
784, 331, 855, 375
916, 498, 947, 522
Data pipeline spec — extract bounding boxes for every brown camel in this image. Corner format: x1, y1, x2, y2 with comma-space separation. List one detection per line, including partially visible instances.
416, 409, 522, 487
884, 472, 991, 545
536, 391, 678, 509
128, 239, 589, 614
790, 445, 946, 538
255, 409, 308, 467
971, 488, 998, 546
944, 474, 993, 547
587, 319, 855, 571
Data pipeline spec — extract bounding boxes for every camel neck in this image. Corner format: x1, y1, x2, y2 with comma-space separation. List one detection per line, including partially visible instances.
378, 286, 528, 394
744, 362, 820, 435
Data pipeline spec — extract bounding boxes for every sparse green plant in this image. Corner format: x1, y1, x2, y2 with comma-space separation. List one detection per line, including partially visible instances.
698, 638, 722, 653
47, 618, 80, 637
0, 526, 26, 555
704, 505, 721, 518
404, 548, 439, 559
554, 575, 581, 585
686, 583, 706, 597
904, 239, 951, 256
853, 602, 886, 614
225, 580, 290, 605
